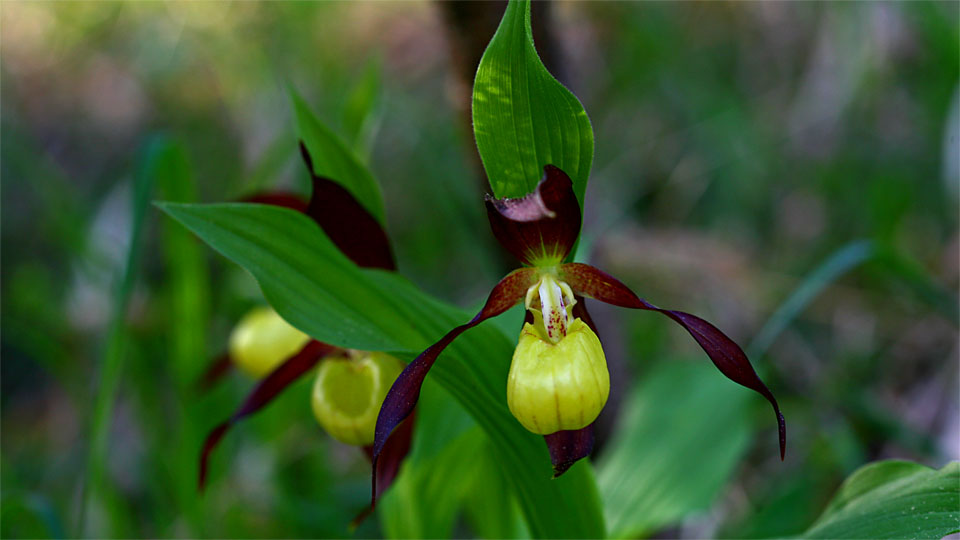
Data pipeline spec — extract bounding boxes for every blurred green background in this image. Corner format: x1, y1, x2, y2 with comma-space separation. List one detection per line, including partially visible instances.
2, 1, 957, 538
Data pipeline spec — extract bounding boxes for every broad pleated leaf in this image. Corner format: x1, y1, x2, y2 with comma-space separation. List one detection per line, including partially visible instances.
290, 89, 385, 223
597, 361, 753, 538
160, 203, 410, 351
378, 379, 477, 539
157, 202, 605, 539
472, 0, 594, 205
801, 460, 959, 539
462, 434, 529, 539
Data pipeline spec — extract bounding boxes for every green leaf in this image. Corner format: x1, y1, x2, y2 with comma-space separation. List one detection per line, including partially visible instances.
382, 360, 527, 540
154, 139, 210, 534
596, 360, 753, 538
379, 378, 476, 539
290, 89, 385, 222
461, 435, 528, 539
157, 202, 606, 539
158, 202, 406, 351
801, 460, 959, 539
382, 429, 484, 539
472, 0, 594, 204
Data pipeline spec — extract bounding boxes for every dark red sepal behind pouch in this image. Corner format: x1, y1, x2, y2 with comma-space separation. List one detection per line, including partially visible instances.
544, 425, 595, 477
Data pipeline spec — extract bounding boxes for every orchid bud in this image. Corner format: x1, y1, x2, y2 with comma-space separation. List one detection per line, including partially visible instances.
507, 318, 609, 435
311, 351, 405, 446
229, 307, 311, 378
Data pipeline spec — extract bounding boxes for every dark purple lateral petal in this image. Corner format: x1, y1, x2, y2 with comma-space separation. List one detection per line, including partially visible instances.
560, 263, 786, 460
370, 267, 539, 504
544, 425, 595, 477
352, 414, 416, 528
241, 192, 309, 213
371, 412, 415, 500
198, 340, 335, 490
299, 142, 396, 271
197, 352, 234, 392
485, 165, 582, 266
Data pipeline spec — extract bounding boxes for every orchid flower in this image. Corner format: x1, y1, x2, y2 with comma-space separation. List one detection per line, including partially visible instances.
373, 164, 786, 493
198, 144, 413, 515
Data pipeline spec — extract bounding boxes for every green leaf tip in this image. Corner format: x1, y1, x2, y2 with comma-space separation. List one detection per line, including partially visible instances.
289, 88, 386, 223
472, 0, 594, 205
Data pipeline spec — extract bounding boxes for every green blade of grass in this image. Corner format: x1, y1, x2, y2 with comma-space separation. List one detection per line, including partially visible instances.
154, 138, 210, 536
749, 240, 876, 357
749, 239, 959, 358
77, 138, 159, 536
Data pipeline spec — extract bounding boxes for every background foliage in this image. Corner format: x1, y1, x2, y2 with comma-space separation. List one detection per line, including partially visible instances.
2, 2, 957, 538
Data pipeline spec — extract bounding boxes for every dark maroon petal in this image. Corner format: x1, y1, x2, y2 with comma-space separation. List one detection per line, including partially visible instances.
485, 165, 582, 266
237, 152, 393, 272
299, 142, 395, 271
544, 425, 595, 477
351, 414, 416, 528
560, 262, 786, 460
241, 192, 309, 213
370, 267, 539, 505
372, 412, 415, 500
198, 340, 335, 490
197, 352, 233, 392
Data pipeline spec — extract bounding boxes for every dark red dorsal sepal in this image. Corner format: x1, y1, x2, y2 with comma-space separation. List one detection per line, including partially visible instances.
485, 165, 582, 266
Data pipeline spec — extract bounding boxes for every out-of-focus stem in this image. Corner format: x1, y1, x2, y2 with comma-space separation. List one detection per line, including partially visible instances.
76, 140, 156, 537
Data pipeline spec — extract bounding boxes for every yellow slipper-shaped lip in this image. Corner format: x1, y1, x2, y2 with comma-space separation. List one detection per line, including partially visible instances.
311, 352, 404, 446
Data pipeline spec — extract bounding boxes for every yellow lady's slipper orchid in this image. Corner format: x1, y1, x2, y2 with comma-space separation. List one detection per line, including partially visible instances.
507, 273, 609, 434
374, 165, 785, 481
